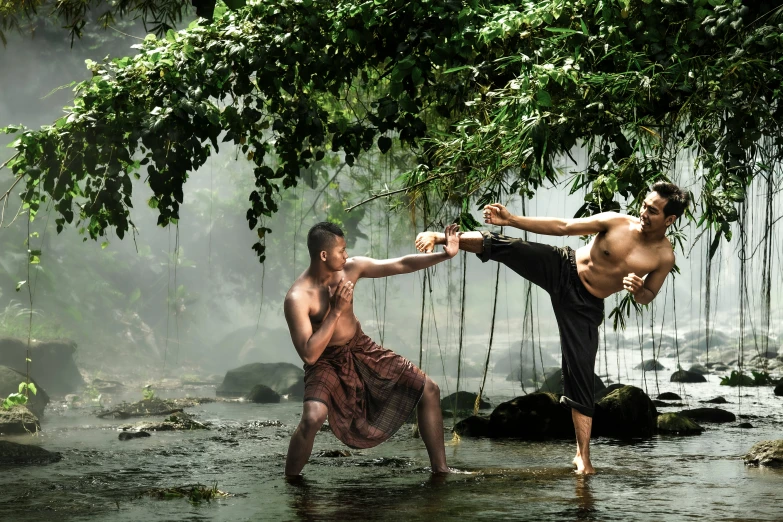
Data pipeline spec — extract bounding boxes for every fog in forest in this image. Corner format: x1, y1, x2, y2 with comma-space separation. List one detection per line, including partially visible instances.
1, 21, 782, 396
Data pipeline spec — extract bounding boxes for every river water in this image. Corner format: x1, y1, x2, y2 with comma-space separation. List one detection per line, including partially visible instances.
1, 350, 781, 522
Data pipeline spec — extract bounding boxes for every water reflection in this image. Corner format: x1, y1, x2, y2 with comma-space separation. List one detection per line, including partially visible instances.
574, 475, 596, 520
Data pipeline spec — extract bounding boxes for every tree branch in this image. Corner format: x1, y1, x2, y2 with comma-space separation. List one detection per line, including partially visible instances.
344, 172, 455, 213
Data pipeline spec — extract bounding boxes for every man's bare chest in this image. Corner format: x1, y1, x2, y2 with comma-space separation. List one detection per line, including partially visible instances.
592, 233, 661, 276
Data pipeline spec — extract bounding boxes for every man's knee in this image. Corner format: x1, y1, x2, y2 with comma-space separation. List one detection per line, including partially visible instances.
300, 403, 327, 434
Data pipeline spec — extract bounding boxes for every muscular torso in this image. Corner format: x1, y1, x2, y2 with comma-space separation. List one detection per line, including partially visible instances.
291, 266, 361, 347
574, 217, 673, 299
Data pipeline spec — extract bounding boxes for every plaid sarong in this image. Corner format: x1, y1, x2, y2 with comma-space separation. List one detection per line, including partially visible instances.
303, 327, 426, 449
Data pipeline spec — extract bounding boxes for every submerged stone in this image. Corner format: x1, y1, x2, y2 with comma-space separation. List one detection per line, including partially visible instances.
670, 370, 707, 383
118, 430, 152, 441
774, 383, 783, 397
657, 392, 682, 400
489, 392, 574, 439
701, 396, 728, 404
635, 359, 666, 371
657, 413, 704, 435
679, 408, 736, 423
744, 440, 783, 468
0, 441, 61, 466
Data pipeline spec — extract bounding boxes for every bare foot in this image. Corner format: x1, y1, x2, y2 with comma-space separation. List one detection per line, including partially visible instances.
573, 455, 595, 475
415, 231, 443, 253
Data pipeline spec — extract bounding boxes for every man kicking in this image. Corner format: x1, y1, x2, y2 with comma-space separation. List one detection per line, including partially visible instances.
415, 182, 690, 474
283, 221, 460, 476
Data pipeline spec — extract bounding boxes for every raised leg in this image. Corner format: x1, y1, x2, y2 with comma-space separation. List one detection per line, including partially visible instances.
415, 231, 484, 254
572, 409, 595, 475
285, 400, 328, 476
416, 377, 449, 473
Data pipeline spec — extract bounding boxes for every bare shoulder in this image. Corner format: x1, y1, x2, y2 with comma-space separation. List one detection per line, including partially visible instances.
600, 212, 633, 228
658, 239, 676, 268
284, 280, 312, 308
343, 256, 369, 277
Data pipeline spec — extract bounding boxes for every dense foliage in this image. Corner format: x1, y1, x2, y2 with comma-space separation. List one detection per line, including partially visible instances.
2, 0, 782, 265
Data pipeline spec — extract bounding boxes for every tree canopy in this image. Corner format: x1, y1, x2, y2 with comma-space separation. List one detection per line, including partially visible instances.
2, 0, 782, 263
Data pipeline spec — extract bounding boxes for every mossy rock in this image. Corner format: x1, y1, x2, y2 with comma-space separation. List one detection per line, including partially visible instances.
539, 368, 606, 396
0, 405, 39, 435
744, 440, 783, 468
0, 441, 61, 466
657, 413, 704, 435
593, 385, 657, 439
0, 365, 49, 418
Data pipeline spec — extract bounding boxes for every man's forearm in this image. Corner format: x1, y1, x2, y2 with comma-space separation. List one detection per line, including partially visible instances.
400, 251, 451, 273
303, 310, 342, 364
506, 215, 568, 236
632, 287, 655, 306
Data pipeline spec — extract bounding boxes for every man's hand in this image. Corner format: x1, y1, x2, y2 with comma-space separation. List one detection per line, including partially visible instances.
443, 223, 460, 258
329, 278, 353, 314
415, 231, 439, 253
483, 203, 512, 226
623, 273, 645, 296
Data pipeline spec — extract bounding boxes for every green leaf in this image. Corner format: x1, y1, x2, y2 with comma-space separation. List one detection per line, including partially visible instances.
15, 281, 26, 292
536, 90, 552, 107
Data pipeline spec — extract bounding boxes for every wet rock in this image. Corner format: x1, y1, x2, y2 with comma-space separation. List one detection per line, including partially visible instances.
489, 392, 574, 439
593, 385, 657, 439
594, 383, 626, 402
670, 370, 707, 383
0, 405, 39, 435
657, 413, 704, 435
737, 422, 754, 429
687, 364, 710, 375
712, 364, 730, 372
635, 359, 666, 371
774, 383, 783, 397
744, 440, 783, 467
652, 400, 670, 407
123, 411, 209, 431
0, 366, 49, 418
680, 408, 736, 423
284, 379, 305, 398
539, 368, 606, 397
315, 449, 351, 458
453, 415, 491, 438
0, 441, 61, 465
92, 378, 124, 394
97, 398, 184, 419
701, 396, 728, 404
245, 384, 281, 403
441, 391, 491, 411
118, 430, 151, 441
216, 362, 304, 398
657, 392, 682, 401
0, 337, 84, 395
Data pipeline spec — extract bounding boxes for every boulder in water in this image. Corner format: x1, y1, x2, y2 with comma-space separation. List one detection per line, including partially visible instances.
217, 363, 304, 398
440, 391, 491, 411
284, 379, 305, 398
0, 337, 84, 395
593, 385, 657, 438
670, 370, 707, 383
0, 441, 61, 465
701, 396, 728, 404
687, 363, 710, 375
118, 430, 152, 441
657, 413, 704, 435
489, 392, 574, 439
774, 383, 783, 397
453, 415, 491, 437
635, 359, 666, 371
0, 405, 39, 435
594, 383, 626, 402
680, 408, 736, 423
0, 366, 49, 418
657, 392, 682, 400
744, 440, 783, 468
246, 384, 281, 403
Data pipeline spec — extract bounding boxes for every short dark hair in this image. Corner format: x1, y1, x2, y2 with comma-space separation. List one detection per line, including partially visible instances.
307, 222, 344, 259
651, 181, 690, 218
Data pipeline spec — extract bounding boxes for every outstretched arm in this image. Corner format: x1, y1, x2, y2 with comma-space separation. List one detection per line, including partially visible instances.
351, 224, 460, 279
483, 203, 622, 236
284, 279, 353, 365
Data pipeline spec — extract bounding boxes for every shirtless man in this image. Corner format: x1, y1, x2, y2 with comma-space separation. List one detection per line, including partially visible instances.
283, 222, 460, 476
415, 182, 690, 474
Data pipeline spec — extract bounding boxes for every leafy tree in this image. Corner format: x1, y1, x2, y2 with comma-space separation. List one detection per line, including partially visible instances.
2, 0, 782, 268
